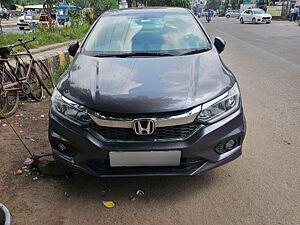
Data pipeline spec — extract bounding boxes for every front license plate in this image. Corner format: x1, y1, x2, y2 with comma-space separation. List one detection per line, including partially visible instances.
109, 151, 181, 167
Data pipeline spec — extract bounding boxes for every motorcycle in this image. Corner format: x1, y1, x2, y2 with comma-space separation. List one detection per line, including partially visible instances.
206, 15, 211, 23
0, 11, 10, 20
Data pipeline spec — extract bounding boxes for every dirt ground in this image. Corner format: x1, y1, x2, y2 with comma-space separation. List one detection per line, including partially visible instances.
0, 99, 226, 225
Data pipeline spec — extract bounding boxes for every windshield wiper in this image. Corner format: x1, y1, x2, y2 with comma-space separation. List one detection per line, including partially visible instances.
181, 48, 211, 56
94, 52, 175, 58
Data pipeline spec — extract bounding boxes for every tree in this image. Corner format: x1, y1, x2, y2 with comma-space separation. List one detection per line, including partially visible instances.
72, 0, 118, 17
43, 0, 60, 31
206, 0, 221, 10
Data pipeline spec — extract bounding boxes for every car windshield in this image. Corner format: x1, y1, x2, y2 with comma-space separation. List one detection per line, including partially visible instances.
83, 12, 211, 56
253, 9, 265, 14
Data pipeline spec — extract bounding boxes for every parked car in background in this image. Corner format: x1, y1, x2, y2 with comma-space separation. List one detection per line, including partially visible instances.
240, 8, 272, 24
39, 11, 57, 27
225, 10, 240, 18
17, 5, 43, 30
49, 8, 246, 177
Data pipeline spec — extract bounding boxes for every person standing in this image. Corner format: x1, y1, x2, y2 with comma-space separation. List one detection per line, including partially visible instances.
290, 7, 295, 21
294, 7, 300, 22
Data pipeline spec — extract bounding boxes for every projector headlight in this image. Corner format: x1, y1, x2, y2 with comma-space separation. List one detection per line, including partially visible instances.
51, 88, 91, 126
197, 83, 240, 123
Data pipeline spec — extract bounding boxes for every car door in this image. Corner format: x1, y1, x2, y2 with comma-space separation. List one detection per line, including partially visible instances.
244, 10, 251, 22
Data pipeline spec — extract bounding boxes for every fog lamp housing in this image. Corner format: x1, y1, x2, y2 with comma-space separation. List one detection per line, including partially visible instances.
214, 139, 237, 154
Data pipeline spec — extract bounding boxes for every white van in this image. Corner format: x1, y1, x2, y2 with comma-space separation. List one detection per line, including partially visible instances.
17, 5, 43, 30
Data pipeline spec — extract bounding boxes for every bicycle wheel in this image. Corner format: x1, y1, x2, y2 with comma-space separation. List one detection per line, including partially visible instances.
16, 63, 26, 80
28, 67, 44, 101
33, 60, 55, 96
0, 70, 19, 118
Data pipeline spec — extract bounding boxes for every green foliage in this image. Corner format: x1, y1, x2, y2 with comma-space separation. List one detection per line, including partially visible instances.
72, 0, 118, 17
148, 0, 190, 8
228, 0, 242, 10
1, 0, 44, 7
92, 0, 118, 16
0, 24, 90, 51
52, 62, 70, 82
70, 9, 82, 26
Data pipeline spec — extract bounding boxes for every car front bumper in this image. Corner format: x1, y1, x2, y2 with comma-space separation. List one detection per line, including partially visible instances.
256, 18, 272, 23
48, 109, 246, 177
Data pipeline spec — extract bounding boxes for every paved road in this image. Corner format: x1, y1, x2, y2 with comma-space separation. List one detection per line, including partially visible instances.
2, 26, 24, 34
0, 18, 299, 225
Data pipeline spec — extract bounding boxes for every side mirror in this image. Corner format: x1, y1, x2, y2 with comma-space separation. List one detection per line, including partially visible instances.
68, 40, 79, 57
214, 37, 226, 53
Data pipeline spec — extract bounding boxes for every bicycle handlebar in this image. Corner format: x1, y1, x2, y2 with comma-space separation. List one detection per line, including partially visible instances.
8, 36, 36, 49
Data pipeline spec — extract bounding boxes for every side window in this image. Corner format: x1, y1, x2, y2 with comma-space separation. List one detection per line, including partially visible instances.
244, 10, 249, 14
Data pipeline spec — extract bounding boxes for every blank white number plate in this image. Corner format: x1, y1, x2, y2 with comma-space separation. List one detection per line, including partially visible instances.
109, 151, 181, 167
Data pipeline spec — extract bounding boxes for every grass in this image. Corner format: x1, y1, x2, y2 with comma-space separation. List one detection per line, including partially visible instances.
0, 24, 90, 51
52, 62, 70, 83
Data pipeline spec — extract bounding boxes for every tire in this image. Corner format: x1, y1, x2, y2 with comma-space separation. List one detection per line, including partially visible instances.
298, 20, 300, 26
33, 60, 55, 96
266, 22, 271, 24
252, 18, 256, 24
240, 18, 244, 24
226, 15, 230, 19
28, 66, 44, 101
0, 69, 19, 118
15, 63, 26, 80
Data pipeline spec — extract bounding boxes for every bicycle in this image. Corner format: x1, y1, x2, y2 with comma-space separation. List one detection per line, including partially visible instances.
0, 37, 55, 118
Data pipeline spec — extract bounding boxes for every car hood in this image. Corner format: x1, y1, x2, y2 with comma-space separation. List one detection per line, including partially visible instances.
57, 51, 235, 114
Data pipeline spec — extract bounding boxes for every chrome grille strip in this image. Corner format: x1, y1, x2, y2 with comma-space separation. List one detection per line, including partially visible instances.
89, 105, 202, 128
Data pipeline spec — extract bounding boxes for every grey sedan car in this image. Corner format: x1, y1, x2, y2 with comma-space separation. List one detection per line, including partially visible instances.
49, 7, 246, 177
225, 10, 240, 18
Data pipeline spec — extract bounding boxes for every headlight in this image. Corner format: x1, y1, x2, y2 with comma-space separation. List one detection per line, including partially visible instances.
51, 89, 91, 125
197, 83, 240, 123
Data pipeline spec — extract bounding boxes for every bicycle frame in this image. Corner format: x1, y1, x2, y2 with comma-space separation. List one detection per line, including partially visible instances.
0, 40, 40, 94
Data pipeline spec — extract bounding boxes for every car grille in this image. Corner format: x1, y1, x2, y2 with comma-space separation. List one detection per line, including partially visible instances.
262, 17, 270, 20
89, 120, 203, 142
20, 19, 24, 22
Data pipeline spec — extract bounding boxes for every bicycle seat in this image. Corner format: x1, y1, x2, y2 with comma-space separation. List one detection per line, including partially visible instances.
0, 47, 10, 58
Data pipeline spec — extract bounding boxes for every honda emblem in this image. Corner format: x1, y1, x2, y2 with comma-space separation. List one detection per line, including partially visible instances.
133, 119, 156, 135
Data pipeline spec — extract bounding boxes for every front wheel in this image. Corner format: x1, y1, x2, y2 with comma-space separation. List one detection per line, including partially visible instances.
266, 22, 271, 24
33, 60, 55, 96
252, 18, 256, 24
226, 15, 230, 19
240, 18, 244, 24
0, 70, 19, 118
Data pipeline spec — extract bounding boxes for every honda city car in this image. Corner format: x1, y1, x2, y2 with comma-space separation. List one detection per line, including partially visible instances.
240, 8, 272, 24
48, 7, 246, 177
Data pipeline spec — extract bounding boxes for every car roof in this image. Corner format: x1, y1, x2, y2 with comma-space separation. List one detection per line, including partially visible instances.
102, 7, 190, 17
